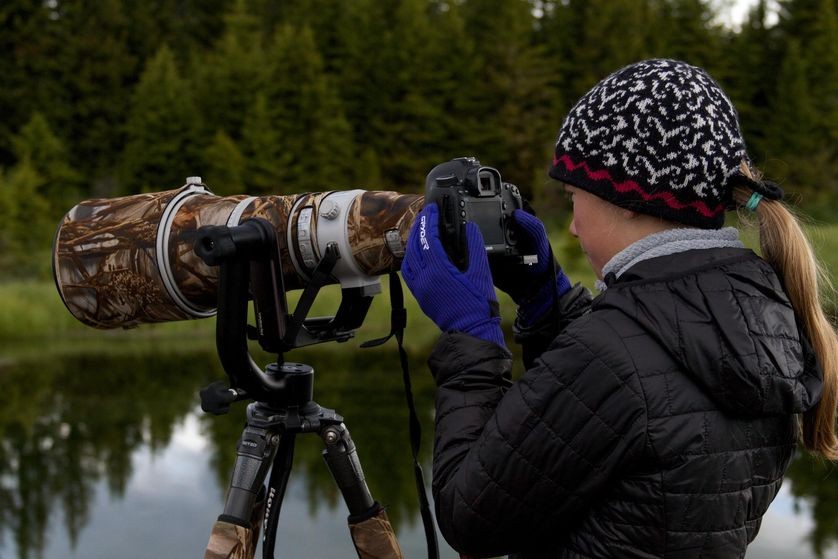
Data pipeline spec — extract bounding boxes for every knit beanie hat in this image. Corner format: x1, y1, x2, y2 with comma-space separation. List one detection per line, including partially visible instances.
549, 59, 778, 229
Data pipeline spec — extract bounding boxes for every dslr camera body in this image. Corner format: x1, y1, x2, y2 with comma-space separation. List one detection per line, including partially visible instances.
424, 157, 525, 270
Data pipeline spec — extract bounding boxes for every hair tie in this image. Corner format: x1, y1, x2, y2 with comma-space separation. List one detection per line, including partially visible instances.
745, 192, 763, 212
729, 172, 785, 201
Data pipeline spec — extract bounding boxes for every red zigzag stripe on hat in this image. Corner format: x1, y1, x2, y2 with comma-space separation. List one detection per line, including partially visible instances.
554, 154, 726, 218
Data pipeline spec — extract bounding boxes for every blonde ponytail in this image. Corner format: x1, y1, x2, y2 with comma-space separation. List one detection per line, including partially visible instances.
733, 163, 838, 460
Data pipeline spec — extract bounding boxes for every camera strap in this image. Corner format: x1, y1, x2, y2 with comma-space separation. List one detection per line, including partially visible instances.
361, 272, 440, 559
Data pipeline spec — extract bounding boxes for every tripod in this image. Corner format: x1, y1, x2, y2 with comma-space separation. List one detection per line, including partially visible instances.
195, 219, 404, 559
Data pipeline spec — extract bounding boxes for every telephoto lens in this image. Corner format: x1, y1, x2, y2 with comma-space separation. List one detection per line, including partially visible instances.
53, 177, 422, 329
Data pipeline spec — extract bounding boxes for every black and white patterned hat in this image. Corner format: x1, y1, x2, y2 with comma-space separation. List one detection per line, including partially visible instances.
550, 59, 753, 229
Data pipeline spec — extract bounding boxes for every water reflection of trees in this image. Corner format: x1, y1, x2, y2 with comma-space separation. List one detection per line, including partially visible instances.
0, 343, 437, 558
786, 451, 838, 557
0, 348, 221, 559
1, 342, 836, 559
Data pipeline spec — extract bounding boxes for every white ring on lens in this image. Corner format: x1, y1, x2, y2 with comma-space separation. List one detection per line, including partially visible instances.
315, 190, 381, 291
227, 197, 257, 226
155, 184, 217, 318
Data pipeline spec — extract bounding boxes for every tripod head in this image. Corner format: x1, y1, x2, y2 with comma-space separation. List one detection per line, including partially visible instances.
194, 218, 379, 411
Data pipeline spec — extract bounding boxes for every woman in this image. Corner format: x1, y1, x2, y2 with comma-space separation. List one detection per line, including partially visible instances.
401, 59, 837, 558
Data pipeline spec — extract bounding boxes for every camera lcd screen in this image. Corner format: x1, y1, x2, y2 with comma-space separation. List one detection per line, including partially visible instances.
467, 199, 505, 247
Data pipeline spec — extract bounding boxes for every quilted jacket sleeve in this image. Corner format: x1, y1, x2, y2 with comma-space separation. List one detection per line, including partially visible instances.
514, 283, 593, 369
429, 316, 647, 557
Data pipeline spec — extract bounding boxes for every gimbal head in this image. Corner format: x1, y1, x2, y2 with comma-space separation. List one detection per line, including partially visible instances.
194, 218, 378, 410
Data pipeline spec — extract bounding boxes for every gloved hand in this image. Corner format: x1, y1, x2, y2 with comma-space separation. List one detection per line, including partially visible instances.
401, 204, 506, 348
491, 209, 571, 326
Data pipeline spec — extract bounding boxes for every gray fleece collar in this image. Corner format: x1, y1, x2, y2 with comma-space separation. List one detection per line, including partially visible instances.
595, 227, 744, 291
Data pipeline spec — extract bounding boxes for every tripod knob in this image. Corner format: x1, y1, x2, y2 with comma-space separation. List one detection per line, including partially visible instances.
200, 381, 245, 415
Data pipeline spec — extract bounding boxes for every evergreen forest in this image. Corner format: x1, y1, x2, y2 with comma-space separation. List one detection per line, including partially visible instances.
1, 0, 837, 278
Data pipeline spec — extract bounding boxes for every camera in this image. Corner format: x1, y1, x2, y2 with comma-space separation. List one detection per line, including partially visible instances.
52, 158, 527, 330
424, 157, 524, 269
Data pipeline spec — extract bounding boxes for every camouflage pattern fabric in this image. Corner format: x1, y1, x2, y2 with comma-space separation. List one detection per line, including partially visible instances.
54, 186, 421, 329
348, 508, 405, 559
203, 521, 257, 559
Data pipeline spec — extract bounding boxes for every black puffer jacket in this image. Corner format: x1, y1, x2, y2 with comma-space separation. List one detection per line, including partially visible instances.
428, 247, 822, 558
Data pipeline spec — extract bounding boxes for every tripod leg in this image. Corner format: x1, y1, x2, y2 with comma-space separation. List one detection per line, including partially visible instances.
320, 423, 404, 559
321, 423, 374, 515
205, 423, 278, 559
262, 433, 296, 559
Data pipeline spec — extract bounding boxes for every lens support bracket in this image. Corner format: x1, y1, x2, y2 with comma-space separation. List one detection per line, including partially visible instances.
193, 218, 377, 406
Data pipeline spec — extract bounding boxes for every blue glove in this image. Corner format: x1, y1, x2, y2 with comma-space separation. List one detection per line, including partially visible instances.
401, 204, 506, 348
490, 209, 571, 326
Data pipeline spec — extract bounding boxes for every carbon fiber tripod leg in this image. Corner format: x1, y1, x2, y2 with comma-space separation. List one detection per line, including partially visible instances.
321, 423, 404, 559
204, 422, 278, 559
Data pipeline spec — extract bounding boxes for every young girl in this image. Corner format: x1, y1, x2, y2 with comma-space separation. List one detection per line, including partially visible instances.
401, 59, 837, 558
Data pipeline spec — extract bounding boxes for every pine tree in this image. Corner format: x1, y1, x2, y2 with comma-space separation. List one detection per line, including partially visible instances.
657, 0, 725, 72
353, 147, 386, 190
458, 0, 555, 197
241, 94, 286, 194
245, 25, 354, 194
0, 161, 52, 276
192, 0, 268, 143
203, 131, 246, 196
121, 45, 201, 193
422, 1, 484, 171
377, 0, 453, 186
56, 0, 145, 183
768, 40, 817, 157
263, 0, 351, 75
803, 0, 838, 147
11, 112, 82, 217
0, 2, 63, 167
544, 0, 659, 104
721, 0, 779, 162
770, 0, 838, 211
763, 39, 826, 207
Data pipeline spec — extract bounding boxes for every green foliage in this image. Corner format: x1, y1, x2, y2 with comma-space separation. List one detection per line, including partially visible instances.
122, 45, 201, 193
11, 112, 82, 217
203, 131, 246, 196
0, 163, 53, 277
192, 0, 268, 143
544, 0, 660, 104
0, 2, 60, 166
786, 452, 838, 557
657, 0, 724, 69
0, 0, 837, 278
461, 0, 555, 197
244, 25, 355, 193
720, 0, 778, 160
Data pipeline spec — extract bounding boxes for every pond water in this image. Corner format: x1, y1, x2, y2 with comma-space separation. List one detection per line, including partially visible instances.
0, 338, 835, 559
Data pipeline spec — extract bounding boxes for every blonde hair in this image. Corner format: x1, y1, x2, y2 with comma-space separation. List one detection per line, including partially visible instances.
734, 163, 838, 460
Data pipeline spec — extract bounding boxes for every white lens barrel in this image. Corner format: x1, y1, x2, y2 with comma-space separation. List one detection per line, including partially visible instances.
293, 190, 382, 293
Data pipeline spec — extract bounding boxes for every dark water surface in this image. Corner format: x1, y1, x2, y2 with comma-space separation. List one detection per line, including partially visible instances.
0, 338, 836, 559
